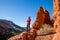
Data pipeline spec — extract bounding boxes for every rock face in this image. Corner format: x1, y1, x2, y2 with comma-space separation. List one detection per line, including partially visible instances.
52, 0, 60, 40
52, 27, 60, 40
8, 29, 36, 40
32, 7, 51, 30
53, 0, 60, 30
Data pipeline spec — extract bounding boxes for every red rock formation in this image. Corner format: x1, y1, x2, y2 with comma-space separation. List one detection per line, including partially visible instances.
52, 0, 60, 40
44, 10, 50, 24
8, 29, 36, 40
52, 13, 60, 40
32, 7, 51, 30
53, 0, 60, 30
52, 27, 60, 40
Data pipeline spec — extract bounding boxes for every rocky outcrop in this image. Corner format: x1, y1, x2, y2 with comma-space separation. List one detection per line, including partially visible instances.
8, 29, 36, 40
32, 7, 51, 30
52, 27, 60, 40
52, 0, 60, 40
53, 0, 60, 30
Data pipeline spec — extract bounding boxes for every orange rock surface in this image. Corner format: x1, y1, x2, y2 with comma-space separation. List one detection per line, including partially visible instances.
8, 29, 36, 40
32, 7, 51, 30
53, 0, 60, 30
52, 0, 60, 40
52, 27, 60, 40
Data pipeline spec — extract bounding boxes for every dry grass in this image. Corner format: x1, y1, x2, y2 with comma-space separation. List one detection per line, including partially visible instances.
37, 24, 54, 35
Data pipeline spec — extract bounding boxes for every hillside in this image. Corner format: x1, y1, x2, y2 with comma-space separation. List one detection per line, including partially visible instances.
0, 19, 26, 40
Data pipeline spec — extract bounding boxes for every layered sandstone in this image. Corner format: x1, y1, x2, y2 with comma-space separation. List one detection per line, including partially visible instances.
52, 0, 60, 40
53, 0, 60, 30
32, 7, 51, 30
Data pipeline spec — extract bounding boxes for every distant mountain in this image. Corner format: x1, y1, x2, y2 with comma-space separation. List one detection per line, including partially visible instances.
0, 25, 14, 40
0, 19, 26, 34
0, 19, 26, 40
23, 27, 32, 31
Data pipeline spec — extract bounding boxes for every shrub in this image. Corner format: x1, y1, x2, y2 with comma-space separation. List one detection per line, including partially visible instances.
37, 24, 54, 35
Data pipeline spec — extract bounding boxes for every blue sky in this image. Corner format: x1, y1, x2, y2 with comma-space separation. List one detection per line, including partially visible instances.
0, 0, 53, 27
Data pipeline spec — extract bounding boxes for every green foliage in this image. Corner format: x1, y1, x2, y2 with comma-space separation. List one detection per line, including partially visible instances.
0, 31, 17, 40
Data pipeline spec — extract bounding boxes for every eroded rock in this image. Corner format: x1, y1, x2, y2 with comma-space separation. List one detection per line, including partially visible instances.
8, 29, 36, 40
32, 7, 51, 30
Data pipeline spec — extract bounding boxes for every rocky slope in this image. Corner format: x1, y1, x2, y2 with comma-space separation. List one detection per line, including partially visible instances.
0, 19, 26, 33
0, 19, 26, 40
0, 25, 14, 40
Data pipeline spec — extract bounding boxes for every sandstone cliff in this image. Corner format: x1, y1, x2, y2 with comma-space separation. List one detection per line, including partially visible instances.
32, 7, 51, 30
52, 0, 60, 40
